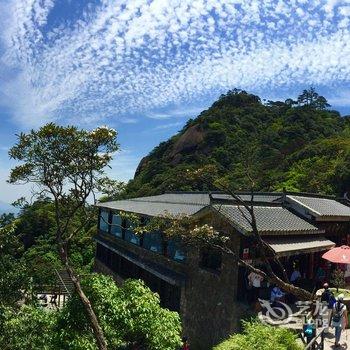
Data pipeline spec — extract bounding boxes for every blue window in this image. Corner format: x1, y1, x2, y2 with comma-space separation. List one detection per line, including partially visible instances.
167, 240, 186, 262
124, 221, 141, 245
99, 209, 109, 232
143, 232, 163, 253
110, 214, 122, 238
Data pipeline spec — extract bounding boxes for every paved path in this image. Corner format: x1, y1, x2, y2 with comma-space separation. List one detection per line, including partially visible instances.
324, 329, 349, 350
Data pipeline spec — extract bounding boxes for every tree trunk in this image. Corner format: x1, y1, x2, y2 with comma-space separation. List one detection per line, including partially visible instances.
59, 244, 108, 350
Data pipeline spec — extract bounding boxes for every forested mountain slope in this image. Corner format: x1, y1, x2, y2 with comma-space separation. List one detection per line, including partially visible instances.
124, 89, 350, 198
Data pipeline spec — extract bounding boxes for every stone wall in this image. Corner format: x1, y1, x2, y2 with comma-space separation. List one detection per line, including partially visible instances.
93, 211, 245, 350
180, 212, 243, 349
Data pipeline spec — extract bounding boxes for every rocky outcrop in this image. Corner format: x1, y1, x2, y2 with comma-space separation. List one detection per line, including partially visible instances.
168, 124, 205, 158
134, 124, 206, 176
134, 155, 150, 178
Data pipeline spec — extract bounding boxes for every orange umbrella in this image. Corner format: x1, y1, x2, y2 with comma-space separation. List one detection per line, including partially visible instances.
322, 245, 350, 264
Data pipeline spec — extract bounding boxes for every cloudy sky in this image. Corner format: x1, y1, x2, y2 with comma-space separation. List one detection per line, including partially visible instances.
0, 0, 350, 204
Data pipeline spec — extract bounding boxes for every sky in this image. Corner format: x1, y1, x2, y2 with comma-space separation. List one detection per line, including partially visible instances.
0, 0, 350, 205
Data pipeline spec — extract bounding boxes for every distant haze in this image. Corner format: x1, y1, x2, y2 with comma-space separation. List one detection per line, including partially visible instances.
0, 200, 18, 214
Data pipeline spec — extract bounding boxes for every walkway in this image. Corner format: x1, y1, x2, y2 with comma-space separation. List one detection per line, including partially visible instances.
324, 329, 349, 350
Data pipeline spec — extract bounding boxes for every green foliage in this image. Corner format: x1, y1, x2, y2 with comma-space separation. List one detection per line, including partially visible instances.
0, 223, 29, 307
58, 275, 182, 350
0, 213, 15, 227
0, 275, 182, 350
0, 306, 57, 350
10, 198, 96, 287
0, 196, 97, 309
123, 89, 348, 197
296, 87, 330, 109
8, 123, 118, 186
213, 319, 302, 350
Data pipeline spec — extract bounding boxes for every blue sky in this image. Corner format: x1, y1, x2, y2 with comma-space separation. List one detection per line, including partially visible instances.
1, 0, 350, 204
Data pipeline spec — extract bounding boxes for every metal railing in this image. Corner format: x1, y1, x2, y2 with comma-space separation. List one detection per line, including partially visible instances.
54, 269, 72, 296
303, 327, 325, 350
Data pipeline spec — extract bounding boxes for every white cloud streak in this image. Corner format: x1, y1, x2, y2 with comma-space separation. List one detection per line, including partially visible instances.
0, 0, 350, 127
153, 121, 183, 130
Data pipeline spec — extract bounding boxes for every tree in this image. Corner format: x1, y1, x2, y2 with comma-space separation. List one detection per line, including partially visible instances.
0, 213, 15, 227
0, 222, 29, 307
297, 87, 330, 109
213, 319, 302, 350
330, 268, 346, 293
0, 275, 182, 350
0, 305, 57, 350
57, 275, 182, 350
8, 123, 118, 350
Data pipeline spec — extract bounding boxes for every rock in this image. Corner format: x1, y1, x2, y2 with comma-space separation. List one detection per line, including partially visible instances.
134, 155, 150, 178
168, 124, 205, 158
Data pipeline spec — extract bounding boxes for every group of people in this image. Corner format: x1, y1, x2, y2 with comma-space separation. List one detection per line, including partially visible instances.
247, 267, 348, 347
247, 267, 301, 306
321, 283, 348, 347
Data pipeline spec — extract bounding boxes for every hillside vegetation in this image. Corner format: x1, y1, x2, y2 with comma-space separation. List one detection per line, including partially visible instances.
124, 88, 350, 197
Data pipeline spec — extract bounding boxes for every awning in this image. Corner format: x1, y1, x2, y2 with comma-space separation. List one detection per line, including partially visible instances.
265, 236, 335, 257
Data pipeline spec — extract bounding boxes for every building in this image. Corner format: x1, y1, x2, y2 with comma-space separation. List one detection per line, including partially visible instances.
94, 191, 350, 349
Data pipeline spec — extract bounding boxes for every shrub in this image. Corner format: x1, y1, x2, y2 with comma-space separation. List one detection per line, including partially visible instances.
214, 319, 302, 350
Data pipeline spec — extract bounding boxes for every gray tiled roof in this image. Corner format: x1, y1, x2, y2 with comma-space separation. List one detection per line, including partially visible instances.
97, 192, 335, 234
212, 204, 321, 235
96, 192, 282, 218
212, 193, 283, 203
96, 198, 205, 217
287, 195, 350, 217
130, 193, 210, 206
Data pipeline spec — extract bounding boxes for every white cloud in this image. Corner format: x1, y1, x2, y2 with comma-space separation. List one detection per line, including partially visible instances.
146, 106, 205, 120
0, 0, 350, 128
107, 149, 140, 182
153, 121, 183, 130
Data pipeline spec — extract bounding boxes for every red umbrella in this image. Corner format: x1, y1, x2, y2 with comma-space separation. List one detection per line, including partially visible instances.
322, 245, 350, 264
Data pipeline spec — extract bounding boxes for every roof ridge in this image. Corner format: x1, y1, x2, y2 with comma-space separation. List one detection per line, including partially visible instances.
129, 198, 205, 206
286, 192, 336, 199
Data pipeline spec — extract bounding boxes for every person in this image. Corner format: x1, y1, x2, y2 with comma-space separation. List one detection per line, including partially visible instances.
331, 294, 348, 347
247, 271, 263, 302
50, 293, 58, 308
303, 318, 316, 346
181, 336, 189, 350
315, 266, 326, 288
270, 286, 284, 307
320, 283, 336, 332
290, 267, 301, 284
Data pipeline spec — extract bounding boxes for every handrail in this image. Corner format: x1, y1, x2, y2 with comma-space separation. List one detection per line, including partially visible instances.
304, 327, 325, 350
55, 269, 71, 296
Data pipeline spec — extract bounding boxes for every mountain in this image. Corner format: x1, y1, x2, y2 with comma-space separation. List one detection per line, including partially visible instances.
124, 89, 350, 198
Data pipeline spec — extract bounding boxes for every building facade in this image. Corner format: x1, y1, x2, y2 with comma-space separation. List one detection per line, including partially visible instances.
93, 191, 350, 349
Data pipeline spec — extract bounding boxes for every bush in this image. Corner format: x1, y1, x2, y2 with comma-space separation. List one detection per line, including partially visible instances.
57, 274, 182, 350
0, 275, 182, 350
213, 319, 302, 350
0, 306, 57, 350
